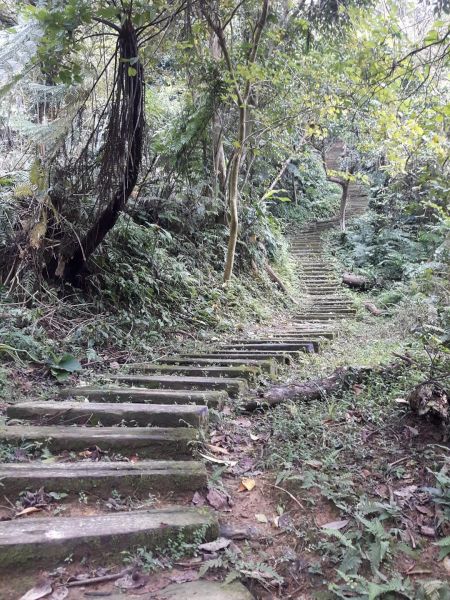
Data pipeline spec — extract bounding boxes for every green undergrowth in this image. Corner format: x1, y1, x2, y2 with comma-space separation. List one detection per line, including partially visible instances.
257, 303, 449, 597
0, 212, 301, 402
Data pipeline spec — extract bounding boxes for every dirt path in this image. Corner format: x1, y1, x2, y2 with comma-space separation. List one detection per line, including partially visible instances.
0, 143, 365, 598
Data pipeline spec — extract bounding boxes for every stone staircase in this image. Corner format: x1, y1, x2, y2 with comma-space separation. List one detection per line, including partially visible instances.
0, 143, 368, 596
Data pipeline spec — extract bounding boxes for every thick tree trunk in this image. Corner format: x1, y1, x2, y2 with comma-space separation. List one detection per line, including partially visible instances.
245, 366, 372, 410
54, 19, 144, 281
245, 362, 407, 411
342, 272, 371, 289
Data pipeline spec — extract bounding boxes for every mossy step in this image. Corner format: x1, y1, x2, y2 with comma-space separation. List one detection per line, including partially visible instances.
0, 507, 218, 570
1, 425, 196, 458
126, 364, 260, 381
159, 580, 254, 599
7, 401, 208, 428
158, 357, 277, 377
60, 386, 226, 408
294, 315, 350, 321
0, 460, 207, 497
222, 341, 318, 353
270, 332, 334, 340
228, 338, 323, 349
186, 352, 292, 364
112, 375, 247, 398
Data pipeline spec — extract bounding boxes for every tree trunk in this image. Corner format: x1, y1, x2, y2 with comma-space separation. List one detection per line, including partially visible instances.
339, 179, 349, 233
209, 30, 226, 197
223, 104, 246, 283
54, 19, 144, 281
223, 151, 241, 282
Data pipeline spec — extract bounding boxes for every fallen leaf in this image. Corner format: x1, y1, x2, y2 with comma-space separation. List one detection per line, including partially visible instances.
198, 537, 231, 552
442, 556, 450, 576
249, 433, 260, 441
234, 417, 252, 428
19, 581, 52, 600
239, 477, 256, 492
192, 491, 206, 506
416, 505, 433, 516
304, 459, 322, 469
15, 506, 42, 517
361, 469, 371, 478
394, 485, 418, 499
404, 425, 419, 436
49, 588, 68, 600
321, 519, 350, 530
394, 397, 408, 404
374, 484, 389, 499
198, 452, 237, 467
420, 526, 435, 537
206, 444, 229, 455
255, 513, 268, 523
206, 488, 228, 510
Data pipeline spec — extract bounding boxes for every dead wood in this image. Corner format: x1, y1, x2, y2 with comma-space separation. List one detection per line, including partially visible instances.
364, 301, 383, 316
66, 567, 133, 588
246, 363, 405, 411
264, 263, 298, 304
407, 381, 448, 422
342, 272, 371, 290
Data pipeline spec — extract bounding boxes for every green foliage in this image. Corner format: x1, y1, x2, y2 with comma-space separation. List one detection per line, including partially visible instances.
48, 353, 82, 381
199, 547, 284, 587
270, 150, 341, 227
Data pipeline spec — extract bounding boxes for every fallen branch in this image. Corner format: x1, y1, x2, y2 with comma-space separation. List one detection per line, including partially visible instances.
66, 567, 133, 588
264, 263, 298, 304
364, 301, 383, 316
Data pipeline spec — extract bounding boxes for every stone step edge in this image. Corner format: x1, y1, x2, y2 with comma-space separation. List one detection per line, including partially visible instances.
0, 460, 207, 496
7, 401, 208, 428
0, 507, 218, 569
1, 425, 197, 459
60, 387, 226, 407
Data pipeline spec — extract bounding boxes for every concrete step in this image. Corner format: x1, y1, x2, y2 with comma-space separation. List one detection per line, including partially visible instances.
60, 386, 225, 408
270, 332, 334, 340
0, 507, 218, 570
7, 401, 208, 428
1, 425, 197, 458
112, 375, 247, 398
221, 342, 318, 353
294, 315, 351, 321
156, 357, 277, 377
229, 337, 323, 346
0, 460, 207, 497
194, 352, 292, 364
126, 364, 260, 382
